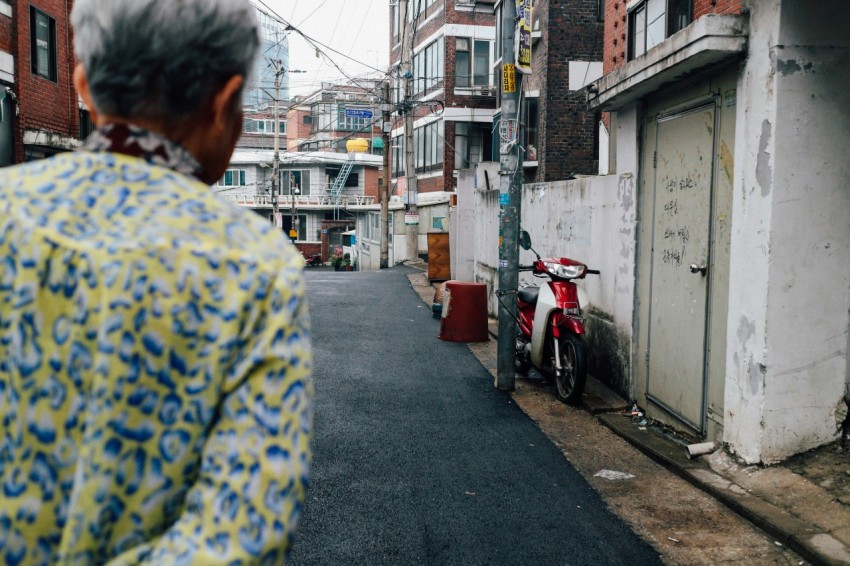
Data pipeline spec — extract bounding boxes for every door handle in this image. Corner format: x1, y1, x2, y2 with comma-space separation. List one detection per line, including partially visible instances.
689, 263, 708, 276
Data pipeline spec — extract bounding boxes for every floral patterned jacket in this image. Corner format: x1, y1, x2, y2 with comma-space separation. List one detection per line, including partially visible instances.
0, 126, 313, 565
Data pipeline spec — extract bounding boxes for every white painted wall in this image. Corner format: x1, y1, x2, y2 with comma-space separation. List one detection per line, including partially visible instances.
725, 0, 850, 463
470, 165, 639, 393
451, 169, 477, 281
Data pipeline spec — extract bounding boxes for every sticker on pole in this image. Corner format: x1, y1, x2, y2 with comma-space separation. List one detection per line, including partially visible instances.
502, 63, 516, 93
499, 193, 510, 206
499, 119, 517, 144
499, 260, 509, 268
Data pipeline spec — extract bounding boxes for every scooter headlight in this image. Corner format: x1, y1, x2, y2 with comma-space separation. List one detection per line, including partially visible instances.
543, 261, 585, 279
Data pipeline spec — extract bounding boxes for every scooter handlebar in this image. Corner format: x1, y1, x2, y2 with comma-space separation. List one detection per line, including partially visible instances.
518, 265, 536, 271
586, 269, 601, 275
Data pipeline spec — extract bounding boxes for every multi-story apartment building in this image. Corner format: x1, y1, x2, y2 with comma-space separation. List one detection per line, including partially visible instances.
244, 7, 289, 111
223, 80, 389, 262
0, 0, 81, 166
389, 0, 498, 201
286, 79, 384, 155
493, 0, 604, 182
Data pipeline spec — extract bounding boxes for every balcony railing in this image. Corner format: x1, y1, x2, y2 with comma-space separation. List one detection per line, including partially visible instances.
220, 193, 376, 208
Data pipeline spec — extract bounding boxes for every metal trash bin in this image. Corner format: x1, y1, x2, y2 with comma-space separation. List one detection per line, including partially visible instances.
438, 281, 489, 342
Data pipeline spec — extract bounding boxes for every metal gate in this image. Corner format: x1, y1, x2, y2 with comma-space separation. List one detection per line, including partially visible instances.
645, 101, 717, 433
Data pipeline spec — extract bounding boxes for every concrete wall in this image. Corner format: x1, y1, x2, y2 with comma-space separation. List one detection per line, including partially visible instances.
451, 169, 477, 281
467, 161, 638, 396
725, 0, 850, 463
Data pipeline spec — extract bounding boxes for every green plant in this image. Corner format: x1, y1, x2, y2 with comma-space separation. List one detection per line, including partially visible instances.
343, 252, 351, 267
330, 248, 344, 269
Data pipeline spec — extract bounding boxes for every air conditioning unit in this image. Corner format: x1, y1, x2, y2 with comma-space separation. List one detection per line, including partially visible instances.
472, 86, 495, 96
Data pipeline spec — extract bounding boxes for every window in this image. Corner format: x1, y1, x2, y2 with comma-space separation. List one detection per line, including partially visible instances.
279, 214, 307, 241
295, 214, 307, 241
414, 38, 444, 95
495, 4, 502, 58
337, 106, 372, 131
628, 0, 691, 60
327, 168, 359, 188
455, 38, 491, 88
79, 109, 95, 141
243, 119, 286, 135
219, 169, 246, 187
31, 8, 57, 81
414, 121, 444, 174
523, 97, 539, 162
283, 170, 310, 196
392, 135, 405, 177
454, 122, 492, 170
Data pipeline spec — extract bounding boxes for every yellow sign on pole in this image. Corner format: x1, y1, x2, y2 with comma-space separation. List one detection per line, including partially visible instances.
502, 63, 516, 93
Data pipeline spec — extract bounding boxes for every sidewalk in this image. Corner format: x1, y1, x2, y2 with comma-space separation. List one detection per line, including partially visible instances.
408, 272, 850, 566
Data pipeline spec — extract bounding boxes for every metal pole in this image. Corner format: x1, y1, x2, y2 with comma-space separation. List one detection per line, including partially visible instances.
272, 60, 281, 231
381, 80, 391, 269
496, 0, 522, 391
291, 184, 297, 242
401, 0, 418, 263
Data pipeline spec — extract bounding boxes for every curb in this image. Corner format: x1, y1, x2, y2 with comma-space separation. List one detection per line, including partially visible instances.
597, 413, 850, 566
487, 316, 850, 566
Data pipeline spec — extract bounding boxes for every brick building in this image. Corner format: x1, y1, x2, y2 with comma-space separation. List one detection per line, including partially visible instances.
389, 0, 497, 200
0, 0, 80, 166
496, 0, 604, 182
286, 80, 384, 156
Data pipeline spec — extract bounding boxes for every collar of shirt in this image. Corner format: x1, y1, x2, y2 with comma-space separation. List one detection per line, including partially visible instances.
79, 123, 207, 182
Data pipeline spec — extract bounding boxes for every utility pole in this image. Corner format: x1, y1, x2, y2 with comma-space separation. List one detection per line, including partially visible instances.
271, 59, 283, 234
496, 0, 523, 391
380, 80, 391, 269
400, 0, 418, 262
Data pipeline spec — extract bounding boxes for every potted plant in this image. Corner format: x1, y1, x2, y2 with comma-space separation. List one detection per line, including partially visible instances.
330, 248, 344, 271
343, 253, 352, 271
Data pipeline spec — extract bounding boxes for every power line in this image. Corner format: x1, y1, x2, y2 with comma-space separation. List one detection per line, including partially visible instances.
251, 0, 387, 75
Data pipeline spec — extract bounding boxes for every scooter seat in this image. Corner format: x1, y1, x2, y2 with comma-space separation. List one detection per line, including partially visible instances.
518, 286, 539, 305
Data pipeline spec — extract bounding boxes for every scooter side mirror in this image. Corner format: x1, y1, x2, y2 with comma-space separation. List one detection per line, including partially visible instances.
519, 230, 532, 251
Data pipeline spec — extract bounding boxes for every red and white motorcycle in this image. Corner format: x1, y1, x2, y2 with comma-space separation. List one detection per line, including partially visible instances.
511, 231, 599, 405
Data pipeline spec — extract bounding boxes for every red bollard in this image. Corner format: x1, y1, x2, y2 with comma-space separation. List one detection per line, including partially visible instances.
438, 281, 489, 342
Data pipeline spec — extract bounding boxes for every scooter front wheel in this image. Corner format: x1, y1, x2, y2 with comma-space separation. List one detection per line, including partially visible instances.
553, 333, 586, 405
515, 332, 531, 375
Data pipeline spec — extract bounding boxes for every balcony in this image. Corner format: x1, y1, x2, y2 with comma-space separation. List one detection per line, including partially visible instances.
587, 14, 748, 111
220, 193, 376, 209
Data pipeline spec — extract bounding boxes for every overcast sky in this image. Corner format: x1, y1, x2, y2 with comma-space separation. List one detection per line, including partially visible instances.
254, 0, 392, 97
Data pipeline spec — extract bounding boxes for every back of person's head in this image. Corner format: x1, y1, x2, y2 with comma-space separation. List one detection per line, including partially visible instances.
72, 0, 261, 125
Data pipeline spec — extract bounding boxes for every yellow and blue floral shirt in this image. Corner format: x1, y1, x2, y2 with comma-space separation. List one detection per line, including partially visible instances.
0, 125, 313, 564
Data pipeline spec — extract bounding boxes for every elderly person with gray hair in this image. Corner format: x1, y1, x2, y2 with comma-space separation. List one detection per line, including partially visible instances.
0, 1, 313, 564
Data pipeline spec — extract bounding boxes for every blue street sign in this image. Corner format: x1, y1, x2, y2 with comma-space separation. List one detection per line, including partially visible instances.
345, 108, 373, 119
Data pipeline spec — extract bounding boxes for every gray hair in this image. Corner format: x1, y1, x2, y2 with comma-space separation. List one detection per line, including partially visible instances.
72, 0, 261, 123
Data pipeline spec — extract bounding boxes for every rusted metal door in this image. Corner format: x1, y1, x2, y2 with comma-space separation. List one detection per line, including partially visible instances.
645, 102, 717, 433
427, 232, 451, 282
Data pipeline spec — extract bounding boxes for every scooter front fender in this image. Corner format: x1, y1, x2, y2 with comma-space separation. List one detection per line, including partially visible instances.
558, 315, 585, 336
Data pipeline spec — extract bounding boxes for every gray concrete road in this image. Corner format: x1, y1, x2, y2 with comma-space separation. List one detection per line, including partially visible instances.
289, 267, 661, 565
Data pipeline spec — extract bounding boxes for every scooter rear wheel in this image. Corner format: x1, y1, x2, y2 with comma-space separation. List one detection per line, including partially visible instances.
553, 333, 586, 405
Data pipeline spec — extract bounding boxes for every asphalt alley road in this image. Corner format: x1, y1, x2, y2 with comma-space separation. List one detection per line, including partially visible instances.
289, 267, 661, 565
